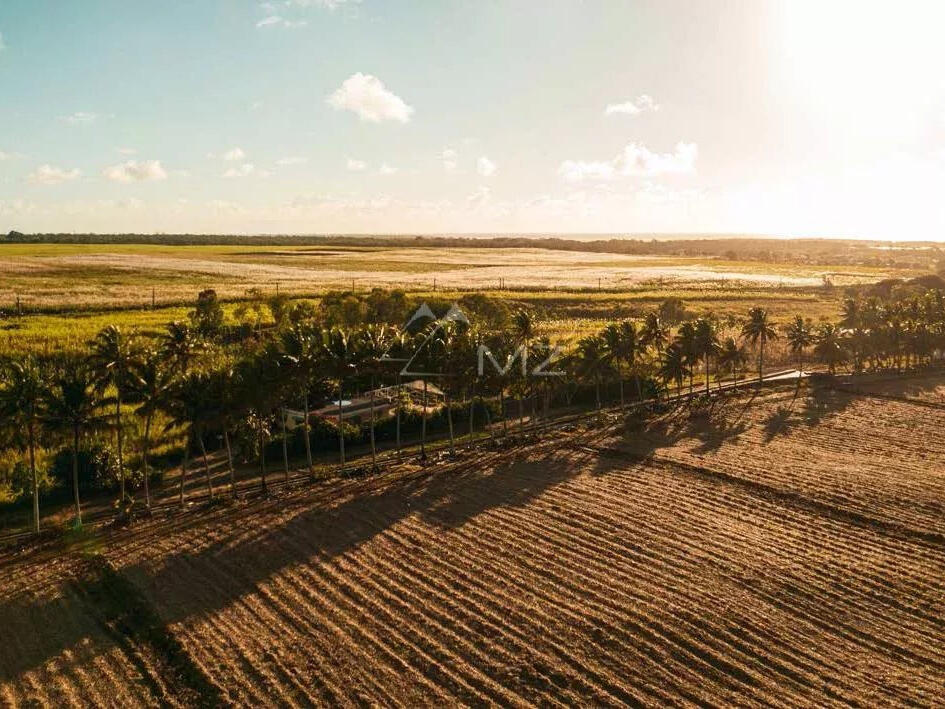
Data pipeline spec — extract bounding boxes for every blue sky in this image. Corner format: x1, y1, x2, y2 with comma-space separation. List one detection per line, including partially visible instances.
1, 0, 944, 237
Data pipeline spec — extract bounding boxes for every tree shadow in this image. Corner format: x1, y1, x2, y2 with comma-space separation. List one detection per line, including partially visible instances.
0, 446, 587, 682
801, 384, 855, 427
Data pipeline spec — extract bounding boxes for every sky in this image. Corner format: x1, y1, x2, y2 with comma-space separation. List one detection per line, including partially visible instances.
0, 0, 944, 239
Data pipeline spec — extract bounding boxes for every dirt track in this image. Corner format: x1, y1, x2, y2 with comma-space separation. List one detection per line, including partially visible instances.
2, 385, 944, 706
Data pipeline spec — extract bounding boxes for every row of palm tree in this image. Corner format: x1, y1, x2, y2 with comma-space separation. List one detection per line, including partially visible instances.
4, 286, 945, 535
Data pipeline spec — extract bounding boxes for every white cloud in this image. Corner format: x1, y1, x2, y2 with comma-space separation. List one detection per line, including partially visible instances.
441, 148, 458, 172
477, 156, 497, 177
604, 94, 660, 116
346, 158, 367, 171
28, 165, 81, 185
60, 111, 99, 125
0, 150, 12, 161
286, 0, 357, 8
103, 159, 168, 183
327, 73, 414, 123
466, 186, 491, 208
116, 147, 137, 156
559, 142, 697, 182
276, 156, 307, 166
223, 147, 246, 162
223, 163, 255, 178
377, 163, 398, 175
256, 15, 307, 28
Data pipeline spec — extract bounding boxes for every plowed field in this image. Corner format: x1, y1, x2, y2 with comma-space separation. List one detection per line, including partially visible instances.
2, 381, 944, 706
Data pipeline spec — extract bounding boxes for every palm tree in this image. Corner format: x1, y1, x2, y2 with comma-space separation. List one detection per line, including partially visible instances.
601, 323, 629, 406
320, 327, 359, 469
359, 324, 394, 469
741, 307, 778, 384
576, 334, 606, 411
90, 325, 140, 504
43, 358, 104, 526
641, 311, 670, 357
0, 357, 45, 533
160, 321, 203, 375
784, 316, 815, 375
694, 317, 720, 393
659, 343, 690, 396
206, 366, 241, 498
674, 321, 698, 395
128, 350, 175, 512
814, 323, 847, 374
163, 372, 217, 505
512, 309, 536, 429
235, 356, 276, 494
716, 337, 747, 390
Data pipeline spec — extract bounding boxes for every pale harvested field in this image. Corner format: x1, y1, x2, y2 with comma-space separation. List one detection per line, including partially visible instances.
0, 244, 893, 308
2, 382, 944, 706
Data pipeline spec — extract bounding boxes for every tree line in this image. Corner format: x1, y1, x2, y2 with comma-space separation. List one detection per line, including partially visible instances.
2, 284, 944, 535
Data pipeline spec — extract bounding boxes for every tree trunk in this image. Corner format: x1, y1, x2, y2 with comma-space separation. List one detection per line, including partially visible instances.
280, 407, 289, 482
28, 422, 38, 534
303, 393, 313, 480
484, 397, 495, 444
500, 389, 508, 437
369, 384, 377, 470
199, 433, 214, 499
178, 432, 190, 507
518, 396, 524, 434
259, 425, 268, 493
337, 381, 346, 469
142, 415, 152, 512
395, 382, 402, 462
758, 340, 764, 384
72, 424, 82, 526
224, 429, 237, 498
420, 379, 428, 460
705, 354, 710, 393
116, 394, 125, 503
468, 385, 476, 440
618, 377, 624, 407
446, 392, 455, 455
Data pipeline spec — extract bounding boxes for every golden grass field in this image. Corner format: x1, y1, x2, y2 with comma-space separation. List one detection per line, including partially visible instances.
0, 243, 908, 310
2, 378, 944, 705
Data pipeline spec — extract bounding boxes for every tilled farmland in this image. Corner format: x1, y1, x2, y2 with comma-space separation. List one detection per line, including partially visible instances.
2, 382, 945, 706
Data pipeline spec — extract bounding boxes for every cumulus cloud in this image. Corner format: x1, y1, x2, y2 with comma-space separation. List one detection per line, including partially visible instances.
223, 163, 255, 178
286, 0, 357, 8
60, 111, 99, 125
441, 148, 458, 172
223, 147, 246, 162
276, 156, 307, 166
103, 160, 168, 183
559, 142, 697, 182
466, 186, 491, 208
0, 150, 12, 161
377, 163, 398, 175
327, 73, 414, 123
604, 94, 660, 116
346, 158, 367, 171
256, 15, 307, 28
28, 165, 81, 185
477, 156, 497, 177
116, 147, 137, 156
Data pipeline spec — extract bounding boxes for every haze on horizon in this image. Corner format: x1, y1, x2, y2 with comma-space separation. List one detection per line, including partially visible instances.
0, 0, 943, 240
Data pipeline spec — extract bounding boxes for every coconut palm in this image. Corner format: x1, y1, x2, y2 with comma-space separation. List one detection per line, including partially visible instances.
641, 312, 669, 356
659, 343, 690, 395
601, 323, 629, 406
0, 357, 46, 533
320, 327, 359, 469
43, 357, 105, 525
694, 317, 720, 393
128, 350, 175, 511
784, 316, 815, 376
576, 334, 606, 411
674, 321, 698, 395
740, 307, 778, 384
814, 323, 847, 374
359, 323, 394, 469
90, 325, 140, 504
160, 321, 204, 375
163, 372, 217, 505
716, 337, 747, 390
235, 354, 277, 493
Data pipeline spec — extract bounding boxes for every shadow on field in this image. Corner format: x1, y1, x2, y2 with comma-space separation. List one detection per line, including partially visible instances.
0, 447, 587, 680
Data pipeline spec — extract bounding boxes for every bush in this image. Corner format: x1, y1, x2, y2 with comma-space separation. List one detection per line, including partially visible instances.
48, 444, 137, 494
